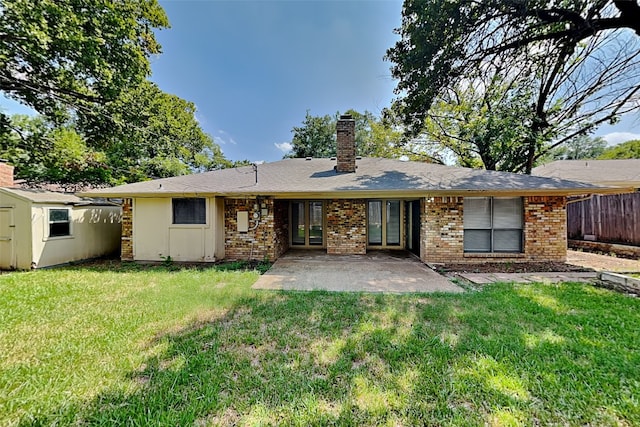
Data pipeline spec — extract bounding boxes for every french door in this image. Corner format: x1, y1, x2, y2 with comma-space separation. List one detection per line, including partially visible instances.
367, 200, 402, 248
291, 201, 324, 247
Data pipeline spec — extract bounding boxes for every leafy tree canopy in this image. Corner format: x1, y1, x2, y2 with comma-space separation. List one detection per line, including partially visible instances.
286, 109, 431, 161
0, 0, 169, 128
598, 139, 640, 159
0, 115, 111, 186
1, 83, 232, 186
544, 135, 607, 161
386, 0, 640, 173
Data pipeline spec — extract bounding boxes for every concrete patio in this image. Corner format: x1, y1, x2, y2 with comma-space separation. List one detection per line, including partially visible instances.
252, 250, 464, 293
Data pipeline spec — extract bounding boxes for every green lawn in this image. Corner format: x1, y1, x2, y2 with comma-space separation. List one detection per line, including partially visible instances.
1, 264, 639, 426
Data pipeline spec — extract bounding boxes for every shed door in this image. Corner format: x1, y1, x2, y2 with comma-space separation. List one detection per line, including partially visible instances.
0, 207, 15, 269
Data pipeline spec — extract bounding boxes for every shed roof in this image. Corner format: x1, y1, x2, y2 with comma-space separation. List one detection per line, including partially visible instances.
79, 157, 627, 199
532, 159, 640, 188
0, 187, 112, 205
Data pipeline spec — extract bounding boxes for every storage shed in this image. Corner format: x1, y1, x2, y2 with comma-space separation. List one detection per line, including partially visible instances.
0, 187, 121, 270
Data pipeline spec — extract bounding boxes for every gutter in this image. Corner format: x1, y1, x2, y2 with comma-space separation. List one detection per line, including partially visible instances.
566, 194, 594, 205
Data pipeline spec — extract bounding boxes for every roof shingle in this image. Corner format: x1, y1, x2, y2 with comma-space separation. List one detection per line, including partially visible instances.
80, 157, 625, 198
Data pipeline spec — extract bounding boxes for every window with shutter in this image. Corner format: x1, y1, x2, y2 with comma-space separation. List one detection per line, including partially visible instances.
463, 197, 523, 253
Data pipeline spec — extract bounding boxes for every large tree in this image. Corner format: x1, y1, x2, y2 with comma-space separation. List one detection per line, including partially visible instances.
0, 0, 169, 127
598, 139, 640, 159
79, 80, 230, 182
386, 0, 640, 173
1, 83, 231, 185
0, 115, 111, 186
287, 109, 420, 160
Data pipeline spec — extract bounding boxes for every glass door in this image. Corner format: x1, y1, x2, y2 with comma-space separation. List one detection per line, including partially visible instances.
291, 201, 324, 247
367, 200, 402, 248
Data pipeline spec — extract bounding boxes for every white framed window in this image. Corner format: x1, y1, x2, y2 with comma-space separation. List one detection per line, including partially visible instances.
172, 198, 206, 224
49, 208, 71, 237
463, 197, 523, 253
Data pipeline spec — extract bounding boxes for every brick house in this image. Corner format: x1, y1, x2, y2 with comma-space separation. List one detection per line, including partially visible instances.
80, 115, 623, 265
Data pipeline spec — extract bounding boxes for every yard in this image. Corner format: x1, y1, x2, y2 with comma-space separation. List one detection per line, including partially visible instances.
1, 263, 639, 426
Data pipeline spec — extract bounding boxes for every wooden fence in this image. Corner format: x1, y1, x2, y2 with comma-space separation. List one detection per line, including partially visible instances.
567, 192, 640, 247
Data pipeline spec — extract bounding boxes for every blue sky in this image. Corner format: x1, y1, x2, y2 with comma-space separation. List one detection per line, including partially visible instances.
151, 0, 403, 162
1, 0, 639, 163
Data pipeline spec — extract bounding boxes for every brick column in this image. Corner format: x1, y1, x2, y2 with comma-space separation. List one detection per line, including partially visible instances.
524, 196, 567, 262
121, 198, 133, 261
421, 196, 464, 263
326, 199, 367, 254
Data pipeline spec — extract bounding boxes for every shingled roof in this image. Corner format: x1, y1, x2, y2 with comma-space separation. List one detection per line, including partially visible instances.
532, 159, 640, 188
79, 158, 628, 198
1, 187, 114, 205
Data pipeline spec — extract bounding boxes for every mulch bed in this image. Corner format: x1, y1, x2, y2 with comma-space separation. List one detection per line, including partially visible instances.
436, 262, 593, 274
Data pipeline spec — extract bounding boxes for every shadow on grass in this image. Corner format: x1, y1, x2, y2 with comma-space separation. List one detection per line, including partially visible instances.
19, 284, 640, 426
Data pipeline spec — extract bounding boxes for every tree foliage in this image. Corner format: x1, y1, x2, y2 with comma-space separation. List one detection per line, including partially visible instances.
0, 0, 169, 128
598, 139, 640, 159
0, 115, 111, 185
79, 80, 230, 182
286, 109, 422, 160
387, 0, 640, 173
0, 1, 235, 186
1, 83, 231, 185
544, 135, 607, 161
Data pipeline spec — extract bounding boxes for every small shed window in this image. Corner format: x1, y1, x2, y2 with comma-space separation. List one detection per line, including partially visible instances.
463, 197, 523, 253
49, 209, 71, 237
172, 198, 206, 224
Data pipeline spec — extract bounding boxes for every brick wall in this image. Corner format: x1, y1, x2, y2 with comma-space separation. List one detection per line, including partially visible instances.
421, 197, 465, 263
0, 162, 14, 187
121, 198, 133, 261
273, 199, 289, 259
421, 195, 567, 264
336, 115, 356, 173
224, 198, 287, 261
524, 196, 567, 262
326, 199, 367, 254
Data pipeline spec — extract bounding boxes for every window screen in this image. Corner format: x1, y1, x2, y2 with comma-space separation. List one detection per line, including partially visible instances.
172, 198, 206, 224
463, 197, 523, 253
49, 209, 70, 237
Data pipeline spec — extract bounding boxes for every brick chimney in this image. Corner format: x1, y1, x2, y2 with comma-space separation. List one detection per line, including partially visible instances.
0, 161, 14, 187
336, 114, 356, 173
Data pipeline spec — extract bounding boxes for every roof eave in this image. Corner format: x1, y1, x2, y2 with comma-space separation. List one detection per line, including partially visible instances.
77, 186, 633, 199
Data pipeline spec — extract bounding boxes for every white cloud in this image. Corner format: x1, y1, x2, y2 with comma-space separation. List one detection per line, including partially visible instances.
215, 130, 237, 145
274, 142, 293, 153
601, 132, 640, 146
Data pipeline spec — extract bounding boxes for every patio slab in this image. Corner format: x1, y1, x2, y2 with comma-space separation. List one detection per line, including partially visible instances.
252, 250, 464, 293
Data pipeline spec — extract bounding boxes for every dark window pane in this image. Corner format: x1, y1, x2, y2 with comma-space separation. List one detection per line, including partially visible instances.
50, 222, 70, 237
309, 201, 323, 245
291, 202, 305, 245
494, 230, 523, 252
172, 198, 206, 224
464, 230, 491, 252
368, 201, 382, 245
49, 209, 69, 222
386, 200, 401, 245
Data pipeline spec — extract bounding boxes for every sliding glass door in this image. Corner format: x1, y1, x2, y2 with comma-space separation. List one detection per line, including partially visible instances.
291, 201, 324, 247
367, 200, 402, 248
